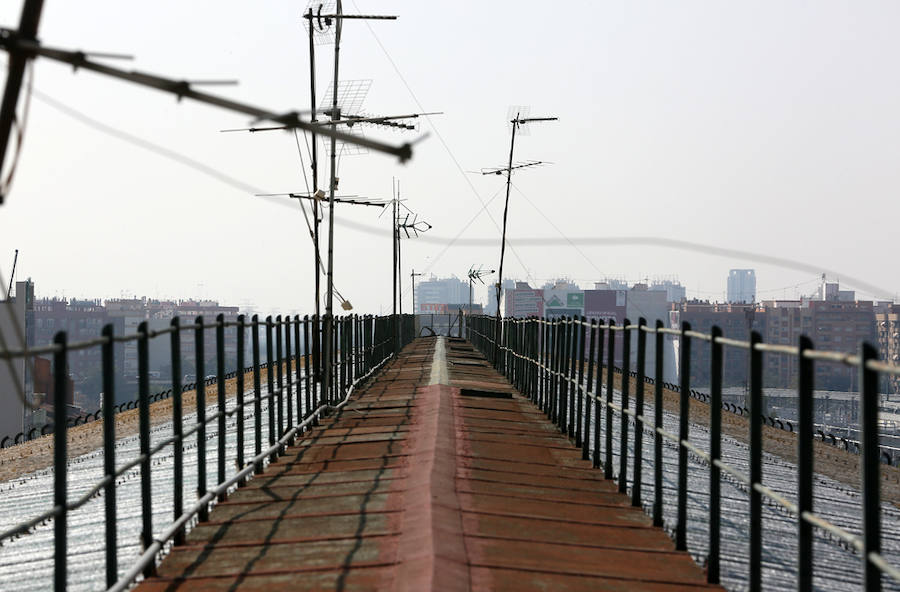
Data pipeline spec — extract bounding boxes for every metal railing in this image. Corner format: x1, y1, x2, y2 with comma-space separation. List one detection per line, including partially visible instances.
0, 312, 413, 591
468, 314, 900, 592
413, 312, 465, 338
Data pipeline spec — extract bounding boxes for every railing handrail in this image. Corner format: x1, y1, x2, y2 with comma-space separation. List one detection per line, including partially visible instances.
502, 315, 900, 375
0, 312, 417, 591
468, 313, 900, 591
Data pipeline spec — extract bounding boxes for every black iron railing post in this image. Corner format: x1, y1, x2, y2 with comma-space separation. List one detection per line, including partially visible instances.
633, 318, 646, 508
708, 325, 723, 584
53, 331, 68, 592
539, 320, 546, 412
294, 315, 303, 425
170, 318, 184, 545
549, 319, 558, 424
749, 330, 763, 592
530, 319, 537, 403
334, 316, 341, 399
797, 335, 814, 592
251, 315, 262, 471
303, 316, 312, 420
676, 321, 691, 551
266, 316, 276, 461
605, 321, 615, 479
329, 315, 336, 402
312, 314, 321, 419
593, 323, 605, 469
275, 315, 284, 442
285, 316, 293, 432
576, 316, 586, 448
584, 319, 597, 462
653, 320, 664, 527
195, 316, 208, 520
236, 316, 246, 474
356, 315, 361, 379
101, 324, 117, 586
545, 319, 553, 419
514, 320, 521, 389
619, 319, 631, 494
860, 342, 882, 592
568, 318, 578, 438
216, 314, 227, 501
561, 318, 571, 434
137, 321, 155, 577
555, 318, 564, 427
528, 319, 534, 403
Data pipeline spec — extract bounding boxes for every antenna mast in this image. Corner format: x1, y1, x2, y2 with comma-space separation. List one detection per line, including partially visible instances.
487, 107, 557, 364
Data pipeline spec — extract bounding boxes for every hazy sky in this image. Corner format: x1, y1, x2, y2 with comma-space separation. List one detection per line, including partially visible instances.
1, 1, 899, 314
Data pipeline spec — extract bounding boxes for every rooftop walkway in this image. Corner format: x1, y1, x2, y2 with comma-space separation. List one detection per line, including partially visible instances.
138, 337, 720, 591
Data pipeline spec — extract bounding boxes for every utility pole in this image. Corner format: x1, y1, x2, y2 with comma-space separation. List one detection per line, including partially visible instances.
483, 109, 557, 363
306, 1, 398, 400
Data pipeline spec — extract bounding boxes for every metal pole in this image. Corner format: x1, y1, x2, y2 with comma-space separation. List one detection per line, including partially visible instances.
392, 180, 398, 352
619, 320, 631, 494
676, 321, 691, 551
323, 0, 343, 402
52, 331, 67, 592
860, 342, 882, 592
137, 322, 154, 577
708, 325, 723, 584
797, 335, 814, 592
0, 0, 44, 204
307, 8, 321, 322
102, 325, 117, 586
749, 331, 763, 592
493, 116, 518, 364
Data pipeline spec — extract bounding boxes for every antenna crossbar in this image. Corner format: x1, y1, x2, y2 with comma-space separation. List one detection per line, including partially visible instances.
0, 29, 414, 162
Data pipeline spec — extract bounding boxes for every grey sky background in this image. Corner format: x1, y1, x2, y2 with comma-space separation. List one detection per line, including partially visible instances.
1, 1, 898, 314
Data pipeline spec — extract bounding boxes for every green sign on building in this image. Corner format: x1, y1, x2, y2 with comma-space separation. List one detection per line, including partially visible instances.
567, 292, 584, 307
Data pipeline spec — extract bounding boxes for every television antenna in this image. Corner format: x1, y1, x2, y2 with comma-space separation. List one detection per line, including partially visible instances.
0, 0, 417, 205
467, 265, 494, 316
480, 160, 549, 176
484, 106, 557, 363
385, 179, 430, 346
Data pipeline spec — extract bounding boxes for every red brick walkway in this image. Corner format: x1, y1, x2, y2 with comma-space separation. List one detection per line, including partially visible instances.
138, 337, 719, 591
